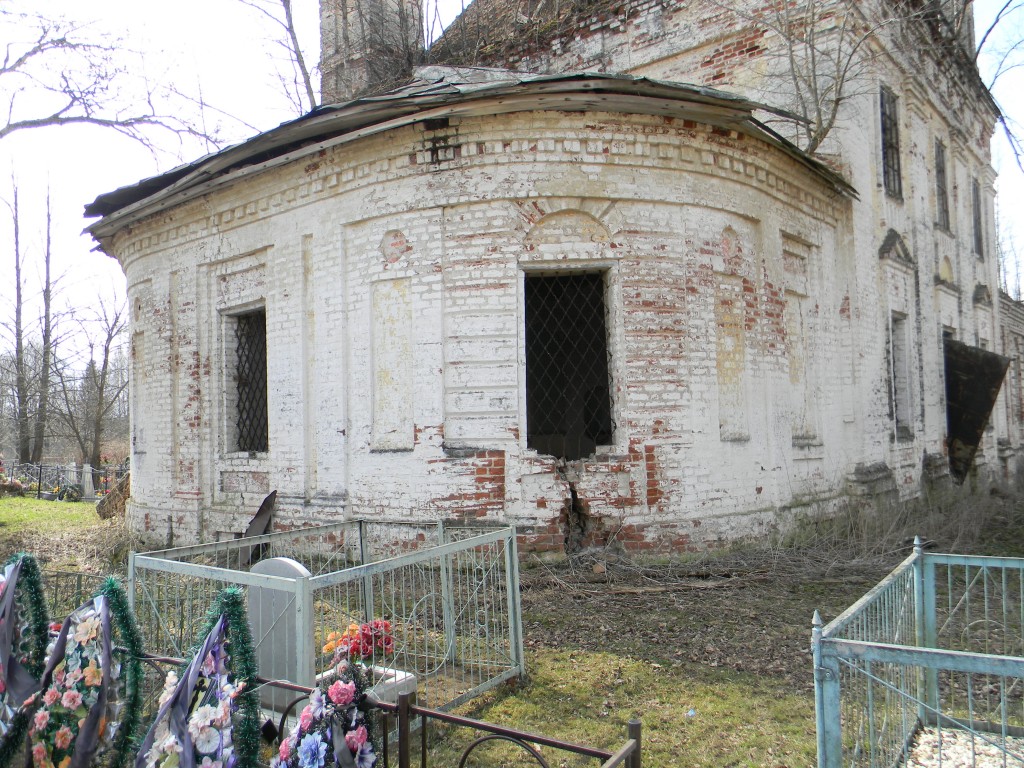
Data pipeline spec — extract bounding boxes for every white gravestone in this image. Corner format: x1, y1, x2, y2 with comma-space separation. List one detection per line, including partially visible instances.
250, 557, 314, 713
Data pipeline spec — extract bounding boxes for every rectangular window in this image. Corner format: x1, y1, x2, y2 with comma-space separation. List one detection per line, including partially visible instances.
880, 87, 903, 199
233, 309, 268, 452
935, 140, 950, 231
524, 272, 612, 461
888, 313, 912, 438
972, 178, 985, 257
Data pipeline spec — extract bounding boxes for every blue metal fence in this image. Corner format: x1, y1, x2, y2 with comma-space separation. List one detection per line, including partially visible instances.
814, 539, 1024, 767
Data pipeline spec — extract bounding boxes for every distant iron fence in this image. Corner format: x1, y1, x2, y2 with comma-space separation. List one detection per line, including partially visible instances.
129, 521, 525, 717
4, 461, 128, 498
813, 539, 1024, 767
41, 569, 108, 622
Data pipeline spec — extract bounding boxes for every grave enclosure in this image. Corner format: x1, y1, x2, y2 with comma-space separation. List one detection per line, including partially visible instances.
127, 521, 525, 716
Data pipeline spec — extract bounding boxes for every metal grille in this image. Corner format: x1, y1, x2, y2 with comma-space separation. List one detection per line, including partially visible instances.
880, 87, 903, 199
234, 309, 268, 452
935, 140, 950, 231
524, 272, 612, 461
815, 547, 1024, 767
129, 522, 524, 717
972, 178, 985, 256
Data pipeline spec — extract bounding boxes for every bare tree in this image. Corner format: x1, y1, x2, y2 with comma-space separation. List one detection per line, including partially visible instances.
239, 0, 319, 113
0, 6, 218, 151
30, 191, 55, 463
52, 301, 128, 471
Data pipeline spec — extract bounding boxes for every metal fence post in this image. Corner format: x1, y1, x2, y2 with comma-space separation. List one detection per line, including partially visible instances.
813, 611, 841, 768
358, 520, 374, 623
397, 692, 411, 768
437, 521, 456, 664
36, 465, 42, 499
628, 720, 642, 768
295, 574, 315, 689
503, 526, 525, 674
127, 551, 136, 612
917, 539, 940, 721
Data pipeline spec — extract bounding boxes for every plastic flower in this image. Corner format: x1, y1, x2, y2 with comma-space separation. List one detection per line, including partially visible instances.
31, 743, 47, 767
43, 687, 60, 706
355, 742, 377, 768
199, 758, 222, 768
328, 679, 355, 707
201, 651, 218, 677
278, 735, 293, 762
83, 660, 103, 687
307, 687, 326, 718
297, 732, 327, 768
298, 704, 315, 732
54, 726, 73, 750
73, 616, 101, 644
344, 725, 368, 753
32, 709, 49, 732
61, 690, 83, 709
193, 724, 221, 754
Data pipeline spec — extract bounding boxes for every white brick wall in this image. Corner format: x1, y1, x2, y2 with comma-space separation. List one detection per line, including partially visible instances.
106, 100, 1004, 554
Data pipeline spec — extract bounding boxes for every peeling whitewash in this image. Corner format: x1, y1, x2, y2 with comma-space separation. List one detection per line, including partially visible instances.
93, 0, 1023, 554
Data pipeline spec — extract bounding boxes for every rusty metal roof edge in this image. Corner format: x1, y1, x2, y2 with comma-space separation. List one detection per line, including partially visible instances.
85, 70, 855, 235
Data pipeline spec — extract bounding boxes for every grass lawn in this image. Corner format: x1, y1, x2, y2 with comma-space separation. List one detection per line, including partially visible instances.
0, 495, 130, 571
0, 495, 100, 537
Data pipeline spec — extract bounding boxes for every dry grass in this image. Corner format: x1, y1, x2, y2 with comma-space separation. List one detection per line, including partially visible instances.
0, 496, 138, 572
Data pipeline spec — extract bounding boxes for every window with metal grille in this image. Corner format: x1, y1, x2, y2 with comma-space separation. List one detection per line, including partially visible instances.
524, 272, 612, 461
935, 140, 950, 231
233, 309, 268, 452
880, 87, 903, 199
972, 178, 985, 257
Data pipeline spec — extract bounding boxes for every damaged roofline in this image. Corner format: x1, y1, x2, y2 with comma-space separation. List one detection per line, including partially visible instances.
85, 70, 857, 242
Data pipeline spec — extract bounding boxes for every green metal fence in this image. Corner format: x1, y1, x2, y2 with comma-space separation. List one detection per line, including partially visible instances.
813, 538, 1024, 767
128, 521, 525, 716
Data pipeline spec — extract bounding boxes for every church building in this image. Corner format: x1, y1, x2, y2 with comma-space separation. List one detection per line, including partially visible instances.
85, 0, 1016, 552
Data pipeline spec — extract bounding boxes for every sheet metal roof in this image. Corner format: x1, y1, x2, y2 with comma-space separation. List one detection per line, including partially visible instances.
85, 67, 856, 238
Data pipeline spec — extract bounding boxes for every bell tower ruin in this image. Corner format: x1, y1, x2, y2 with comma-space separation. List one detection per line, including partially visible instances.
320, 0, 424, 103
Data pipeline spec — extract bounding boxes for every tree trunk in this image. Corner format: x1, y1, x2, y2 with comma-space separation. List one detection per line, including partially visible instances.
30, 192, 53, 464
12, 185, 31, 464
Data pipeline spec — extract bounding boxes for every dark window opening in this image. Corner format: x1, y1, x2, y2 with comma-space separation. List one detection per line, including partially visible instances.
972, 178, 985, 257
525, 272, 612, 461
880, 87, 903, 199
887, 313, 913, 440
935, 140, 950, 231
234, 309, 268, 452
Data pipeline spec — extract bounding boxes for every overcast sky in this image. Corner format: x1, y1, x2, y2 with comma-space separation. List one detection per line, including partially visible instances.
0, 0, 1020, 362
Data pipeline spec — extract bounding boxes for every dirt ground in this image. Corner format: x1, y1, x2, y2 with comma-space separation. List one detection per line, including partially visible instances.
516, 549, 906, 692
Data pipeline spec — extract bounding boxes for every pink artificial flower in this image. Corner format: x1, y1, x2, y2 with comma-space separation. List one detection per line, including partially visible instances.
201, 652, 217, 677
54, 726, 73, 750
64, 669, 83, 688
298, 705, 314, 732
33, 709, 49, 733
61, 690, 83, 709
278, 737, 292, 762
31, 743, 46, 767
344, 726, 368, 753
43, 688, 60, 707
327, 680, 355, 707
54, 668, 65, 687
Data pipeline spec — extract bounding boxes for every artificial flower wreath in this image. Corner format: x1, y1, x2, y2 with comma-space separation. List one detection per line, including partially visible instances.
272, 658, 379, 768
26, 578, 144, 768
135, 588, 260, 768
0, 554, 49, 768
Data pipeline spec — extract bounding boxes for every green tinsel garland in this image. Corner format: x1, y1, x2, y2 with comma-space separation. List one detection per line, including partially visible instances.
0, 553, 50, 768
98, 577, 144, 768
189, 588, 261, 768
10, 554, 49, 678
